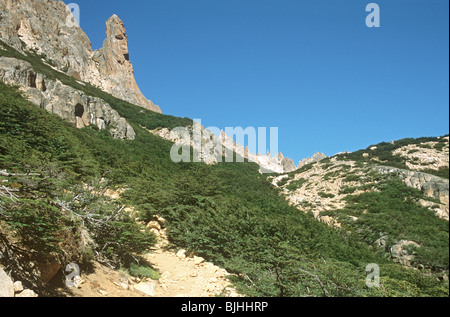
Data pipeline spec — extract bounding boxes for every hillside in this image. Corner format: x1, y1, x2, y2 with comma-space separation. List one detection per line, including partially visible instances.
272, 137, 449, 273
0, 1, 449, 298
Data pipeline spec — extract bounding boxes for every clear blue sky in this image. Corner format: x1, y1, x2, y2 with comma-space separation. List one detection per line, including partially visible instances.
73, 0, 449, 164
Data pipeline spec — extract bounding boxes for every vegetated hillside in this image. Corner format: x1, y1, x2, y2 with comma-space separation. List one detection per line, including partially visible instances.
1, 40, 449, 297
1, 80, 448, 297
273, 137, 449, 284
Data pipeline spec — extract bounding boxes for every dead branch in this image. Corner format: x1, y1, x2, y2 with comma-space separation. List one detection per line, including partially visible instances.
0, 185, 19, 201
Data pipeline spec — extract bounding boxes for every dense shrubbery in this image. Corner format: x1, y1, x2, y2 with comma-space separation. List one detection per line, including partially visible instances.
0, 199, 68, 254
0, 82, 158, 277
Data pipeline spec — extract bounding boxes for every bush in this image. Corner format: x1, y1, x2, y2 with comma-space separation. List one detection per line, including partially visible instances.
286, 178, 307, 191
338, 179, 449, 270
128, 263, 161, 280
318, 192, 335, 199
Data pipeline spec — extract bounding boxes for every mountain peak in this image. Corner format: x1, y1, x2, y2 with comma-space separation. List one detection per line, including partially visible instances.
0, 0, 161, 113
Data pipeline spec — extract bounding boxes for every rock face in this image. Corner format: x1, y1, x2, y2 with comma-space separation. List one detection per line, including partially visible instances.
92, 15, 160, 113
298, 153, 327, 169
375, 166, 449, 220
150, 124, 297, 174
0, 56, 135, 140
0, 269, 14, 297
390, 240, 421, 268
0, 0, 161, 113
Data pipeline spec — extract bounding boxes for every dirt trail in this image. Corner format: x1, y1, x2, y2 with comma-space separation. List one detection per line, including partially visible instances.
145, 243, 239, 297
67, 234, 240, 297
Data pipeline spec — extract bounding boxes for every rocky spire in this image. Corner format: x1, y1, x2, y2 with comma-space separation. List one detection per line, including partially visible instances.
93, 15, 161, 113
0, 0, 161, 113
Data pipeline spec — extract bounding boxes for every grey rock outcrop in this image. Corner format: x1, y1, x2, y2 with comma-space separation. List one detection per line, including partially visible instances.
374, 166, 449, 204
150, 125, 297, 174
390, 240, 421, 268
0, 56, 135, 140
92, 15, 160, 113
0, 0, 161, 113
281, 157, 297, 173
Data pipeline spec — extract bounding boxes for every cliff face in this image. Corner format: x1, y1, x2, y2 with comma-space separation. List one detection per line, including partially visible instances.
92, 15, 160, 113
0, 0, 161, 113
0, 56, 136, 140
374, 165, 449, 219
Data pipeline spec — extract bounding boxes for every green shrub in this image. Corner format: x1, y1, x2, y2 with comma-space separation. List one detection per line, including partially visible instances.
343, 174, 362, 182
0, 198, 66, 253
1, 47, 448, 297
128, 263, 161, 280
277, 177, 290, 187
318, 192, 335, 199
286, 178, 307, 191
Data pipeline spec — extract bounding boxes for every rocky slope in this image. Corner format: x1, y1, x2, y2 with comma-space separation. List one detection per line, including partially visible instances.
0, 0, 161, 113
0, 56, 135, 140
271, 136, 449, 270
150, 123, 297, 174
297, 152, 327, 169
374, 165, 449, 219
392, 136, 449, 172
0, 0, 448, 298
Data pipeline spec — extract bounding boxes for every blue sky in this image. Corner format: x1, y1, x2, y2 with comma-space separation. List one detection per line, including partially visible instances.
73, 0, 449, 164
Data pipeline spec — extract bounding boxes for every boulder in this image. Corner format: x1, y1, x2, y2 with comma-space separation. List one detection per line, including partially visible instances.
0, 269, 14, 297
134, 282, 156, 296
176, 249, 187, 259
15, 289, 38, 297
37, 258, 61, 283
193, 256, 205, 265
13, 281, 24, 293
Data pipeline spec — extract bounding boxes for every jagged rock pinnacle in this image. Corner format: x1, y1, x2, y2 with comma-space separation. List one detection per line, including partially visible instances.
0, 0, 161, 113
